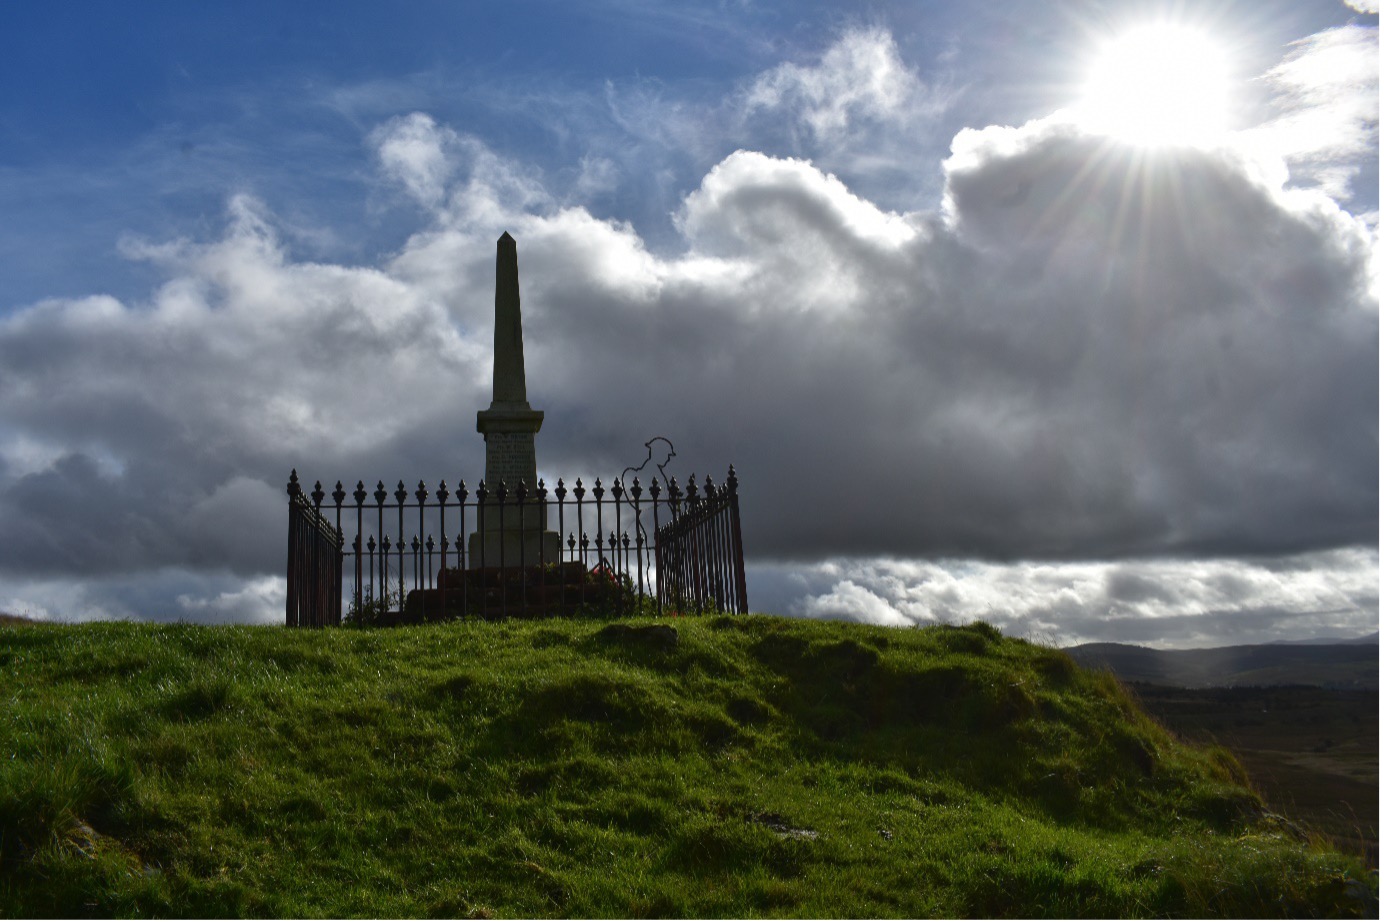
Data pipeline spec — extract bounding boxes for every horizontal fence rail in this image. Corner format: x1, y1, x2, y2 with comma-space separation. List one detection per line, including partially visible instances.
285, 466, 748, 626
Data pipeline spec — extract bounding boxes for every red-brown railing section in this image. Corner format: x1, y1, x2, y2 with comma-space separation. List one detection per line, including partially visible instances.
655, 469, 749, 616
286, 482, 344, 627
284, 466, 747, 626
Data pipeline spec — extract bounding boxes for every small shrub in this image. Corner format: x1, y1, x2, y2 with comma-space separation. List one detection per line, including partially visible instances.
345, 588, 400, 627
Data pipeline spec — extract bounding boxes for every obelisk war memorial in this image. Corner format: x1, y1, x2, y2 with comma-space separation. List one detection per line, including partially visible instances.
285, 233, 748, 626
469, 232, 561, 568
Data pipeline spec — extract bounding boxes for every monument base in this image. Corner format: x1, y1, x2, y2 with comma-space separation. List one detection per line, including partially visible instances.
400, 560, 629, 622
466, 499, 561, 568
467, 528, 562, 568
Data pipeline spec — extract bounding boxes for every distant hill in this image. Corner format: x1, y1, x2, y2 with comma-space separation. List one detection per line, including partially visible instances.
1266, 632, 1378, 646
1064, 641, 1378, 689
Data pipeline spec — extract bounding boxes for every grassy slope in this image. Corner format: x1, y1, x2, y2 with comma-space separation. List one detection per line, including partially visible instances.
0, 616, 1374, 918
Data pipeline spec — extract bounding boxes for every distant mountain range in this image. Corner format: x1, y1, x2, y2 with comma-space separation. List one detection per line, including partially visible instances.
1064, 638, 1378, 690
1264, 631, 1378, 646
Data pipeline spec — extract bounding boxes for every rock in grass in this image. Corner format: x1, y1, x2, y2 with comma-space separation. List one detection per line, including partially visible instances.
593, 623, 679, 651
749, 811, 819, 841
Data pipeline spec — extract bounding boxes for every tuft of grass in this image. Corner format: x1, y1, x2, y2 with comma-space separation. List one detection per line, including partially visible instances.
0, 615, 1375, 917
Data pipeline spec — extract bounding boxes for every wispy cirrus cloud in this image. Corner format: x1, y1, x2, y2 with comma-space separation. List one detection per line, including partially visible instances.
742, 26, 939, 141
371, 113, 459, 209
1242, 23, 1379, 202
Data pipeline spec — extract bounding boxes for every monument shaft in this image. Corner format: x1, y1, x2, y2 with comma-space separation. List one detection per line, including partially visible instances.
491, 231, 529, 409
470, 232, 561, 566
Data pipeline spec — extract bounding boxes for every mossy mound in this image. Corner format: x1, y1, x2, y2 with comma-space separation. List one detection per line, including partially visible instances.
1, 616, 1374, 917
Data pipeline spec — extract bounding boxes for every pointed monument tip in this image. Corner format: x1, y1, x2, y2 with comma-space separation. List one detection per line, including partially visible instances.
499, 231, 514, 242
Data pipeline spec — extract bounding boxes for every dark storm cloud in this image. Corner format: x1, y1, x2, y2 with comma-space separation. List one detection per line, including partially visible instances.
0, 20, 1375, 632
0, 113, 1374, 593
504, 131, 1375, 564
0, 196, 491, 582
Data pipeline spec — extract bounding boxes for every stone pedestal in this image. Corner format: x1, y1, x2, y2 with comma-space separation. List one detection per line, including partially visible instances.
468, 405, 561, 566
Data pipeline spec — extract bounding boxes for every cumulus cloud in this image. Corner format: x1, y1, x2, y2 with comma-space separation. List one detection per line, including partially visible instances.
0, 190, 486, 581
0, 569, 280, 624
771, 548, 1378, 646
177, 576, 287, 625
549, 127, 1372, 564
1, 119, 1375, 608
0, 24, 1374, 637
797, 580, 915, 628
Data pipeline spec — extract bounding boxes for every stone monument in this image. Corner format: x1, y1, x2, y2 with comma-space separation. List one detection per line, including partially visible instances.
468, 232, 562, 566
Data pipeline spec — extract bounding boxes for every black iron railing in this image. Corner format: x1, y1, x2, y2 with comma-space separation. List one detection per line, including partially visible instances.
284, 466, 748, 626
656, 470, 748, 616
286, 486, 344, 627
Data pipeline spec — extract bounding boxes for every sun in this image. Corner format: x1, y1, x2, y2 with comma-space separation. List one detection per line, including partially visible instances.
1077, 23, 1232, 147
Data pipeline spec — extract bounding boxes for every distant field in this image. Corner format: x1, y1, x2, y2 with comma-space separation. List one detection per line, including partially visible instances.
1, 616, 1376, 917
1067, 638, 1379, 870
1066, 641, 1378, 690
1131, 684, 1378, 867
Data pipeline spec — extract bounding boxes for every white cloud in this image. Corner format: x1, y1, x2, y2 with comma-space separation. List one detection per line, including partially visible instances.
731, 26, 956, 200
775, 548, 1378, 647
797, 578, 916, 627
1241, 24, 1379, 201
572, 155, 621, 200
744, 27, 929, 141
0, 189, 488, 580
0, 20, 1374, 642
371, 114, 554, 225
371, 113, 459, 208
0, 118, 1373, 594
0, 570, 286, 625
0, 585, 83, 622
177, 576, 286, 625
679, 150, 915, 254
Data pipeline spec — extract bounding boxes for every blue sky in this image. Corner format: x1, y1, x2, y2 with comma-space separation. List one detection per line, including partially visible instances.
0, 1, 1377, 644
6, 0, 1369, 304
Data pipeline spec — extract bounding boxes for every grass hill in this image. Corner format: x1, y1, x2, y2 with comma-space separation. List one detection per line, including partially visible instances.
0, 615, 1375, 917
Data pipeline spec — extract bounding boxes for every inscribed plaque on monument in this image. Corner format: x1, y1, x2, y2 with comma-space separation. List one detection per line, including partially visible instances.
486, 431, 537, 488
